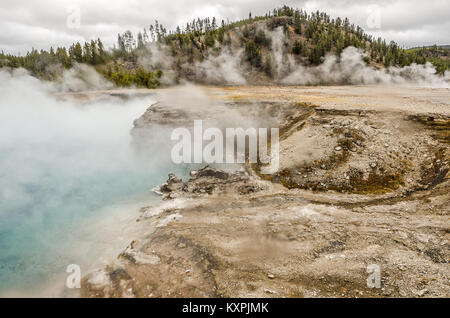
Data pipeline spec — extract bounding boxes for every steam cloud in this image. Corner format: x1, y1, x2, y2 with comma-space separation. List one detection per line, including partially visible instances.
195, 48, 247, 85
57, 63, 114, 92
282, 46, 450, 87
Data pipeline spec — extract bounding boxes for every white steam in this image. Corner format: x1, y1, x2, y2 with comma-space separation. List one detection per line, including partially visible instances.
137, 43, 177, 85
195, 48, 247, 85
270, 27, 294, 79
56, 63, 114, 92
282, 46, 450, 87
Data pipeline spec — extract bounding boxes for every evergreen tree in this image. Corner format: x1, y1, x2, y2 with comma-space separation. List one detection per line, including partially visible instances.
292, 39, 303, 55
71, 42, 83, 63
83, 42, 91, 63
245, 40, 262, 68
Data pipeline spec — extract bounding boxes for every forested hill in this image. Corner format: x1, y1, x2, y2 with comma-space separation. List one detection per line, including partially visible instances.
1, 5, 449, 88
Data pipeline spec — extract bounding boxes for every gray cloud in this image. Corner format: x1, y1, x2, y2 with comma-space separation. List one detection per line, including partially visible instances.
0, 0, 448, 55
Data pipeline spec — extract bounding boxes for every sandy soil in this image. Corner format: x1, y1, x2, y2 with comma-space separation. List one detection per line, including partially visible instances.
80, 85, 449, 298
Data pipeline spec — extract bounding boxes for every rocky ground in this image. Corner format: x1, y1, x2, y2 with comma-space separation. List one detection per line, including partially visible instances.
81, 85, 449, 298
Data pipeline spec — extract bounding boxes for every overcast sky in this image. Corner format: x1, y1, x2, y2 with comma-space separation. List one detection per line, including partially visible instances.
1, 0, 449, 55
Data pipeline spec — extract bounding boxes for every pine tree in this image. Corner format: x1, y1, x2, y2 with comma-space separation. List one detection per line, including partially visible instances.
71, 42, 83, 63
294, 12, 302, 34
245, 40, 262, 68
117, 34, 126, 55
292, 39, 303, 55
90, 40, 98, 64
83, 42, 91, 63
97, 38, 107, 63
137, 32, 145, 49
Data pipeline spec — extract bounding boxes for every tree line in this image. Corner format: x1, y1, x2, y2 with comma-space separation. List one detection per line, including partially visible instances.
1, 5, 448, 86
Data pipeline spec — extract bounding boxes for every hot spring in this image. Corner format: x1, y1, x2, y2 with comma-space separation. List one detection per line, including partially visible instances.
0, 70, 185, 296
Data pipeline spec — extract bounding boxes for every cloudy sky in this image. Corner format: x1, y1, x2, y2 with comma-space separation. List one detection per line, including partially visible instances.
1, 0, 449, 55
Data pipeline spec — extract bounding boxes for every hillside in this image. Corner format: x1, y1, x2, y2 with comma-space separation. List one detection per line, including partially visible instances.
1, 6, 449, 88
405, 45, 450, 74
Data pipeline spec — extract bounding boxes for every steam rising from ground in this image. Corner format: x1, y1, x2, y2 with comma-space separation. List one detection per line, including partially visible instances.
270, 27, 294, 79
0, 69, 178, 295
57, 63, 114, 92
195, 49, 247, 85
282, 46, 450, 87
3, 64, 115, 93
137, 42, 247, 85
